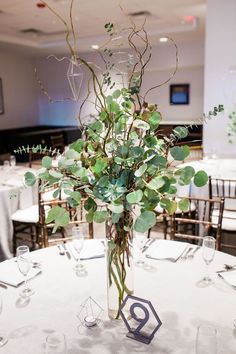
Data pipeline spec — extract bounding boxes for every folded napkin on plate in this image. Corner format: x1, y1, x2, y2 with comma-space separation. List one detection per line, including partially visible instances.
218, 270, 236, 288
0, 260, 41, 287
146, 240, 188, 262
67, 239, 105, 260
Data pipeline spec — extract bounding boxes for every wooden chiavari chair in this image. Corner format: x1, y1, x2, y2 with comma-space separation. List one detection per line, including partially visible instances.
28, 149, 48, 168
50, 134, 65, 153
209, 176, 236, 250
11, 182, 94, 254
169, 196, 224, 250
38, 191, 94, 248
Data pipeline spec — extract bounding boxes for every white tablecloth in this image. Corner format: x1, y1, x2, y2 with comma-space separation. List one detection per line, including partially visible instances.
0, 166, 36, 258
0, 240, 236, 353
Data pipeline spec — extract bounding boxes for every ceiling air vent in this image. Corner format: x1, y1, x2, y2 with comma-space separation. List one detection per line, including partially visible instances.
20, 28, 43, 35
128, 10, 151, 18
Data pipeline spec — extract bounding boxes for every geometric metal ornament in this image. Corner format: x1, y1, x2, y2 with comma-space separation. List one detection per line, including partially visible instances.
76, 296, 104, 330
67, 56, 84, 101
119, 295, 162, 344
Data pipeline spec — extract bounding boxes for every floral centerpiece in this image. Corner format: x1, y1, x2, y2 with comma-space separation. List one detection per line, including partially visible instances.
22, 0, 222, 319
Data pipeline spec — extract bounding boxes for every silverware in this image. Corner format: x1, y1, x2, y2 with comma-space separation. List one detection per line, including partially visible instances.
61, 244, 71, 260
224, 264, 236, 270
180, 247, 193, 260
216, 268, 236, 274
218, 273, 236, 290
141, 238, 155, 253
57, 245, 65, 256
0, 283, 8, 289
187, 246, 201, 259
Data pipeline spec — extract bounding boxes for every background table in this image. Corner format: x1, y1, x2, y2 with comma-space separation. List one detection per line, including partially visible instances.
0, 166, 36, 259
0, 240, 236, 353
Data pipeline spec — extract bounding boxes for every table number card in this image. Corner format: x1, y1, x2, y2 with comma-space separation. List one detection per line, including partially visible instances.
119, 295, 162, 344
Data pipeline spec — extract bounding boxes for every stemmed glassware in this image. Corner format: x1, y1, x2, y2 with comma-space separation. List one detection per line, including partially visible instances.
10, 155, 16, 168
16, 245, 34, 298
0, 292, 8, 347
45, 331, 67, 354
195, 325, 217, 354
134, 232, 146, 266
201, 236, 216, 284
72, 226, 85, 274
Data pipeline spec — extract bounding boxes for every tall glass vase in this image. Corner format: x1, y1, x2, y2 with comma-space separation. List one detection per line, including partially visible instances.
106, 211, 133, 319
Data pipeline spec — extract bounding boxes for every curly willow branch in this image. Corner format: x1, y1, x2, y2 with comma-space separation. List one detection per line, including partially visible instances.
143, 37, 179, 100
34, 67, 73, 103
40, 0, 107, 111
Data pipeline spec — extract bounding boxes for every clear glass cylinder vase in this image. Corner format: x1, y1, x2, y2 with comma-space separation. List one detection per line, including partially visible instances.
106, 212, 133, 320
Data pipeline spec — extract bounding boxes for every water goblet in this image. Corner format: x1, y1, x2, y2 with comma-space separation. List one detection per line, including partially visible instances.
10, 155, 16, 168
195, 325, 217, 354
201, 236, 216, 284
45, 331, 67, 354
72, 226, 85, 274
16, 245, 34, 298
3, 160, 10, 171
0, 292, 8, 347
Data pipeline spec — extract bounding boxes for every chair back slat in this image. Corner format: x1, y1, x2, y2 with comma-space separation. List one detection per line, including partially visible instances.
170, 196, 224, 250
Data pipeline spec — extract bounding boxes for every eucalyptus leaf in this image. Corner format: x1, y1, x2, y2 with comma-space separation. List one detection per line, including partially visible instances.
134, 211, 156, 233
93, 210, 109, 223
173, 126, 189, 139
108, 204, 124, 213
170, 146, 190, 161
178, 198, 190, 212
149, 111, 161, 130
49, 170, 63, 179
46, 205, 70, 231
134, 163, 147, 177
126, 190, 143, 204
133, 119, 150, 130
147, 176, 165, 190
24, 171, 36, 186
194, 170, 208, 187
160, 198, 177, 214
42, 156, 52, 169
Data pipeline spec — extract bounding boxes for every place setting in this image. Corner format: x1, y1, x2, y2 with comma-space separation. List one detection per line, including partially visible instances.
0, 246, 41, 292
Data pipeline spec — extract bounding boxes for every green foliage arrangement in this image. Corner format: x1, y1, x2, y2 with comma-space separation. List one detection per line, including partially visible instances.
23, 0, 214, 234
21, 0, 224, 319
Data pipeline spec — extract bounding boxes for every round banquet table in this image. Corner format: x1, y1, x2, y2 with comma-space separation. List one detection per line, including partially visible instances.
0, 240, 236, 354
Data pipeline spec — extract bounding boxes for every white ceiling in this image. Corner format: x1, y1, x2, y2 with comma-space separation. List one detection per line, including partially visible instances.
0, 0, 206, 55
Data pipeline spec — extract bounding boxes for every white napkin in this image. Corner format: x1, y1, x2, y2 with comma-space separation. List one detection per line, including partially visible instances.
218, 270, 236, 288
67, 239, 105, 260
146, 240, 188, 262
0, 260, 41, 287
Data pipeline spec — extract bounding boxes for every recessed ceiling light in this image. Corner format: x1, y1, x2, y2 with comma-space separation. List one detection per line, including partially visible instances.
91, 44, 99, 50
159, 37, 168, 43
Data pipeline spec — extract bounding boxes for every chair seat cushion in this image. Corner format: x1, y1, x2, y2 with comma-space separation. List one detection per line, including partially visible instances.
11, 205, 39, 223
212, 209, 236, 231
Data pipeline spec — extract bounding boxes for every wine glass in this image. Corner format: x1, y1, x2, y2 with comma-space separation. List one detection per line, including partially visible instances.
45, 331, 67, 354
16, 245, 34, 298
195, 325, 217, 354
134, 232, 146, 266
10, 155, 16, 168
0, 292, 8, 347
201, 236, 216, 284
72, 226, 85, 274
